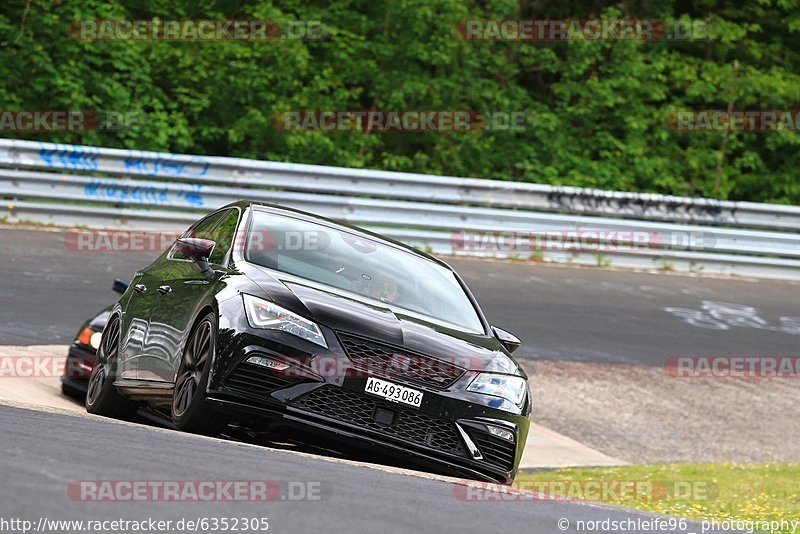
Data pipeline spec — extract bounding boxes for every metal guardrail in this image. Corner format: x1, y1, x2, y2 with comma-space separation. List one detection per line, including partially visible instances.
0, 139, 799, 281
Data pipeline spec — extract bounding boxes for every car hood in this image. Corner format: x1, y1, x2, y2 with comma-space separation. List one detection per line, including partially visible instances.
242, 264, 522, 375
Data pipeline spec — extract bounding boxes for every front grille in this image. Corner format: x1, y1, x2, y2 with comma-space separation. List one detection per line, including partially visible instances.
223, 362, 296, 397
293, 385, 467, 457
470, 429, 517, 471
337, 332, 466, 390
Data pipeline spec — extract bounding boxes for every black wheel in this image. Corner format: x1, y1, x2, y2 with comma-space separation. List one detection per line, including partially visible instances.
85, 316, 138, 419
171, 313, 225, 435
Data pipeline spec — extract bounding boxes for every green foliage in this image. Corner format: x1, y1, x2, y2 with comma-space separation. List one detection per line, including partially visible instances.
516, 463, 800, 531
1, 0, 798, 204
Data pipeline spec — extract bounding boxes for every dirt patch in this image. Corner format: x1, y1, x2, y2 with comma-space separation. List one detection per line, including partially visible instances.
523, 360, 800, 464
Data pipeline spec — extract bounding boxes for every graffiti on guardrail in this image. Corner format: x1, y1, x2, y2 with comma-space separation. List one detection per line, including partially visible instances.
123, 152, 210, 178
1, 138, 796, 280
35, 144, 210, 178
84, 179, 204, 206
547, 188, 728, 223
38, 144, 99, 171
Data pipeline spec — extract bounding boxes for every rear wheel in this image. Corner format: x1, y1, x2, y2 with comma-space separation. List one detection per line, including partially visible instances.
85, 317, 138, 419
171, 313, 225, 435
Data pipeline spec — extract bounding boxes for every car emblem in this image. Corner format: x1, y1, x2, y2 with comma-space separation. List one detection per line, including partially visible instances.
389, 353, 412, 372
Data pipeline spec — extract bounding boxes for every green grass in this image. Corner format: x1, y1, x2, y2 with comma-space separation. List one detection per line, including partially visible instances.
594, 254, 612, 267
515, 464, 800, 532
657, 257, 675, 271
528, 249, 545, 262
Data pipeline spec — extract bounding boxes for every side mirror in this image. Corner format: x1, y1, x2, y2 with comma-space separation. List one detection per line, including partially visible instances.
113, 279, 129, 294
176, 237, 215, 275
492, 326, 522, 354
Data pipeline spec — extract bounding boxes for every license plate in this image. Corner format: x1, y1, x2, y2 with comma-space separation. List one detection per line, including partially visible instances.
364, 377, 423, 408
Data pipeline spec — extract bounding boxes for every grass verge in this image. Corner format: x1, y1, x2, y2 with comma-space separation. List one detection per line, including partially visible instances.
515, 463, 799, 532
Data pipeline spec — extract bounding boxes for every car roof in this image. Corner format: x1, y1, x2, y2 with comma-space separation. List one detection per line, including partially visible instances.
222, 200, 452, 269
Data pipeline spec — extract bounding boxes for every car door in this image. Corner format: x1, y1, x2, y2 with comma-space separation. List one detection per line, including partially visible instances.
117, 269, 158, 381
140, 208, 240, 383
129, 256, 178, 382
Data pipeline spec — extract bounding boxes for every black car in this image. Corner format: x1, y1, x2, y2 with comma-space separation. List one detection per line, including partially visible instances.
85, 201, 531, 483
61, 279, 128, 399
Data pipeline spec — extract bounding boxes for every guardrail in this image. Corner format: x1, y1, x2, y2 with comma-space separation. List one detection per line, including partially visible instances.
1, 138, 799, 281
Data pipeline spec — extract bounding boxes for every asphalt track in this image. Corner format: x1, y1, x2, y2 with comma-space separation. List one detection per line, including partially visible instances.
0, 225, 767, 533
1, 226, 798, 364
0, 403, 722, 534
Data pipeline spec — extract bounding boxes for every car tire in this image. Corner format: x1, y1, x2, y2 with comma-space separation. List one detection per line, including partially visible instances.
171, 313, 225, 436
85, 316, 138, 419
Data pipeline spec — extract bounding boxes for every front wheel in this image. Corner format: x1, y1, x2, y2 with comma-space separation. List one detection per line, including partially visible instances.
85, 316, 138, 419
171, 313, 225, 435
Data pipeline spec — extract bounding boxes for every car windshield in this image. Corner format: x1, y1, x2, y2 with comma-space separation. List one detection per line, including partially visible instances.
245, 210, 485, 333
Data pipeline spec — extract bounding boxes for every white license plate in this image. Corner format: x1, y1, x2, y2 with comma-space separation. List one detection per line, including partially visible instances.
364, 377, 423, 408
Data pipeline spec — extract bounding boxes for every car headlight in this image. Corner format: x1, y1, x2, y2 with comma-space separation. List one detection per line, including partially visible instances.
242, 294, 327, 348
467, 373, 527, 408
77, 327, 103, 350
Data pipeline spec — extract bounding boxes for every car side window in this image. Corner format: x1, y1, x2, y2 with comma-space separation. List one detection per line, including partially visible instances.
171, 209, 230, 261
208, 209, 240, 266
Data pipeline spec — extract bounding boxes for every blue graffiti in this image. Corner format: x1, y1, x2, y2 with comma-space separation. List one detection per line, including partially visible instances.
38, 143, 99, 171
176, 188, 204, 207
84, 179, 204, 207
123, 151, 210, 178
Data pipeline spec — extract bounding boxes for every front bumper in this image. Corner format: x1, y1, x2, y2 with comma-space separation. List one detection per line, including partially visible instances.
206, 334, 530, 484
60, 342, 95, 393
